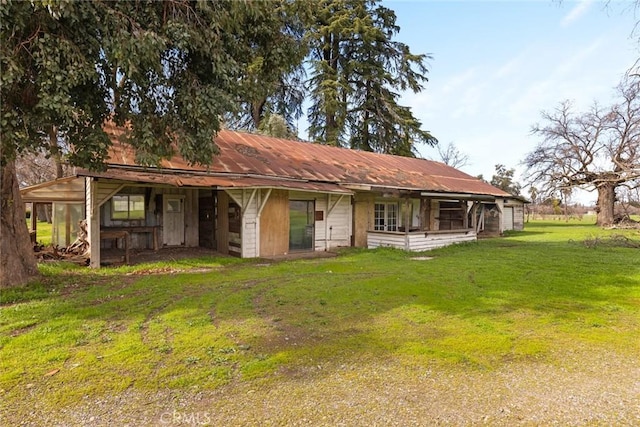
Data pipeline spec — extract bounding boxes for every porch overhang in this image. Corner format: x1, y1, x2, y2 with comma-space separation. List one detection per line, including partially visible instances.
420, 191, 496, 201
77, 168, 352, 195
20, 176, 85, 203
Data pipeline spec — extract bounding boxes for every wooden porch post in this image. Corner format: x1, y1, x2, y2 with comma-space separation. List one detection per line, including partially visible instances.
87, 177, 101, 268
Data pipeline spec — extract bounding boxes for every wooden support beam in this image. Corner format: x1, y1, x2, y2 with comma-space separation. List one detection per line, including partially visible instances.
256, 188, 272, 217
327, 194, 344, 216
242, 189, 257, 214
97, 183, 125, 208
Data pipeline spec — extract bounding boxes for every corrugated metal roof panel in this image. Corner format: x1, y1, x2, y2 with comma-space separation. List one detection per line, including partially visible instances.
20, 177, 85, 203
103, 124, 512, 198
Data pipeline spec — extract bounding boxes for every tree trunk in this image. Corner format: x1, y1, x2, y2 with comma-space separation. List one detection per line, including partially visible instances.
251, 98, 265, 130
596, 183, 616, 226
1, 160, 39, 288
49, 126, 64, 179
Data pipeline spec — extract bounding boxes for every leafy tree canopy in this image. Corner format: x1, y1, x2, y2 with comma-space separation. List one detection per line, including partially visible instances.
1, 0, 295, 170
490, 164, 522, 196
0, 0, 301, 287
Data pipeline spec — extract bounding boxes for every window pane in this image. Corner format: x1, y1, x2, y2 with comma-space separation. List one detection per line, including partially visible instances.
374, 203, 385, 231
387, 204, 398, 231
112, 196, 129, 212
167, 199, 181, 213
112, 194, 145, 220
129, 195, 145, 219
112, 195, 129, 219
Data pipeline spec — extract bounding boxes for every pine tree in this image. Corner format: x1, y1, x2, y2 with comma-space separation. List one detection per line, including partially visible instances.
306, 0, 436, 155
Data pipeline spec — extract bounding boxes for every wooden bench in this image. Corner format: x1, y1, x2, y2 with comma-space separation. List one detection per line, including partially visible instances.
100, 230, 130, 265
102, 226, 160, 251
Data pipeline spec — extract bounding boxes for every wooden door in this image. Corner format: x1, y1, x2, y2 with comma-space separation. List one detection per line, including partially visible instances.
199, 191, 216, 248
163, 196, 185, 246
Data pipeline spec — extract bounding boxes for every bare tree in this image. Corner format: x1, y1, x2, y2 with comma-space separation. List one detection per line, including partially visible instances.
618, 184, 640, 217
434, 141, 470, 169
525, 77, 640, 226
16, 150, 62, 187
15, 149, 72, 223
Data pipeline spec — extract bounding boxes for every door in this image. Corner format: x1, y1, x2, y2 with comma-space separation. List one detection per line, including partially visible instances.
289, 200, 314, 251
198, 191, 216, 248
503, 206, 514, 231
228, 201, 242, 256
163, 196, 185, 246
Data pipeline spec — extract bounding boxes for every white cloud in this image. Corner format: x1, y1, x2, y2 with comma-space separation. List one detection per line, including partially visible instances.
553, 37, 604, 77
560, 0, 592, 28
441, 67, 478, 94
505, 37, 609, 122
495, 52, 526, 79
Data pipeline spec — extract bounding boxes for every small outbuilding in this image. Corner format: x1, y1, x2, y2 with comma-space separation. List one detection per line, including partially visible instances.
20, 176, 86, 247
502, 196, 528, 231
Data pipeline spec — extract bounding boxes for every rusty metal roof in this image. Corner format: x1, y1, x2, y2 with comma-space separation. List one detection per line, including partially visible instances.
101, 125, 511, 198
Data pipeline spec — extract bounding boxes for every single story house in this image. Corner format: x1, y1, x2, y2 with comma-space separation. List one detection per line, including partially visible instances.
21, 125, 524, 267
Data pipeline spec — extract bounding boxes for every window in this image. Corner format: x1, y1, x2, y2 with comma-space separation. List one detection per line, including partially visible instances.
111, 194, 145, 220
374, 202, 398, 231
166, 199, 182, 213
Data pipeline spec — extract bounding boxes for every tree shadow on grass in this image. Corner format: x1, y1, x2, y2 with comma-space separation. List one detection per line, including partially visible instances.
1, 241, 638, 397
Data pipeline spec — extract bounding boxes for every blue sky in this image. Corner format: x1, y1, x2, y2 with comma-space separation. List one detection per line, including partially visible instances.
385, 0, 639, 204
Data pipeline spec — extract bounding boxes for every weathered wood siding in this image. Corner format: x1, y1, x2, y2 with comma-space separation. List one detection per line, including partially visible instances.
513, 205, 524, 230
367, 230, 476, 251
430, 200, 440, 230
407, 231, 476, 251
184, 189, 198, 247
97, 186, 196, 249
503, 207, 514, 231
260, 189, 289, 257
367, 232, 407, 249
353, 192, 374, 247
320, 193, 351, 250
87, 178, 100, 268
503, 201, 525, 231
217, 190, 230, 255
226, 189, 258, 258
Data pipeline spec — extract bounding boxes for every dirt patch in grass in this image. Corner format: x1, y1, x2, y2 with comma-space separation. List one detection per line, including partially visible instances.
9, 324, 37, 337
125, 267, 218, 275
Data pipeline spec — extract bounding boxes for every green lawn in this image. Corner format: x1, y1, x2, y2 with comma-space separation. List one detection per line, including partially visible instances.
28, 220, 52, 245
1, 219, 639, 411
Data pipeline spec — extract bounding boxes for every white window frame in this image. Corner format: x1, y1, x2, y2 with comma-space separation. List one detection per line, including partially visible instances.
374, 202, 399, 231
111, 194, 145, 220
